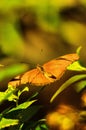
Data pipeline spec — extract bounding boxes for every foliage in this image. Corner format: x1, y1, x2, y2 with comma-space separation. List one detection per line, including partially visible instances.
0, 84, 44, 129
0, 1, 86, 130
0, 117, 18, 129
51, 73, 86, 102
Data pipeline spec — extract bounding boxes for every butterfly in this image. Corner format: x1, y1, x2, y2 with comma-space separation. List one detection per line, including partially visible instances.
8, 53, 79, 87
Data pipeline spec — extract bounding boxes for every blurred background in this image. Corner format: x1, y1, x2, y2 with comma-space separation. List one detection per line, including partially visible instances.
0, 2, 86, 129
0, 0, 86, 68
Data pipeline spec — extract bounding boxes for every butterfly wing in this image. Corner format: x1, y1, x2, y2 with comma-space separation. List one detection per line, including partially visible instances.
21, 68, 52, 86
8, 75, 21, 87
43, 53, 79, 80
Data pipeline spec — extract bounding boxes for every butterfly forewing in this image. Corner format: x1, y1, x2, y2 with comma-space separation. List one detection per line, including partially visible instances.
21, 68, 54, 85
43, 53, 79, 79
21, 69, 39, 84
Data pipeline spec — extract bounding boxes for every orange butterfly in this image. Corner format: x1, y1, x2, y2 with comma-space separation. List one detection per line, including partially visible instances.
8, 53, 79, 87
9, 53, 79, 87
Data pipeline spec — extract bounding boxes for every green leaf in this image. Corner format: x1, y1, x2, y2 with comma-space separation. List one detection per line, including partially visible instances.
20, 105, 42, 122
41, 124, 48, 129
67, 61, 86, 71
14, 106, 42, 130
7, 100, 36, 113
50, 74, 86, 102
76, 46, 82, 55
5, 105, 41, 125
28, 91, 39, 101
0, 118, 18, 129
9, 123, 24, 130
0, 63, 28, 82
35, 125, 41, 130
18, 87, 29, 97
35, 120, 48, 130
4, 100, 38, 124
19, 123, 24, 130
0, 85, 18, 103
74, 80, 86, 92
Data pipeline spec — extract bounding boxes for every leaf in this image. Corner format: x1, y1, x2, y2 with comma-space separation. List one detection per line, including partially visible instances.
35, 120, 48, 130
35, 125, 41, 130
50, 74, 86, 102
19, 105, 42, 122
40, 124, 48, 129
76, 46, 82, 55
0, 85, 18, 103
7, 100, 36, 113
18, 87, 29, 97
4, 100, 38, 124
28, 91, 39, 101
0, 63, 28, 82
8, 123, 24, 130
67, 61, 86, 71
0, 118, 18, 129
5, 105, 41, 125
74, 80, 86, 92
19, 123, 24, 130
8, 105, 42, 127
